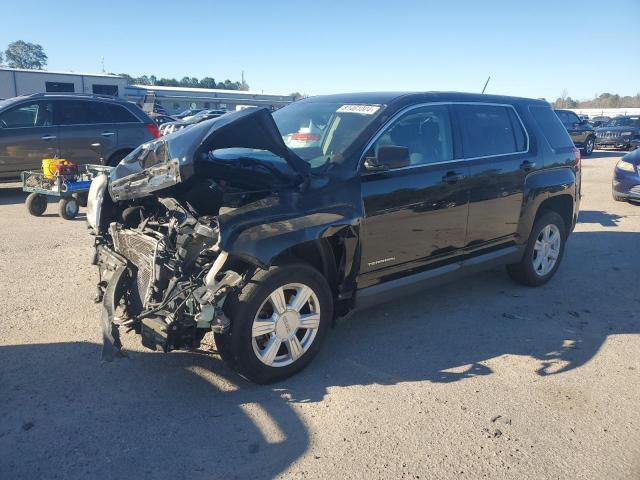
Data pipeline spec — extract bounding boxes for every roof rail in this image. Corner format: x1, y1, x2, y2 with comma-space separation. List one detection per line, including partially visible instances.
26, 92, 122, 100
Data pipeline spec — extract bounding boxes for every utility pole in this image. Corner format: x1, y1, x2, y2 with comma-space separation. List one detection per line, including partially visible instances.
101, 56, 105, 73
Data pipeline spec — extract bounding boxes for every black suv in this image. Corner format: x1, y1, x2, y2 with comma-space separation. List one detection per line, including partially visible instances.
554, 109, 596, 156
87, 93, 581, 383
595, 116, 640, 151
0, 93, 159, 180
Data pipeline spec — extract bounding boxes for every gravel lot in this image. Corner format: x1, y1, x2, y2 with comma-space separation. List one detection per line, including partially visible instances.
0, 151, 638, 480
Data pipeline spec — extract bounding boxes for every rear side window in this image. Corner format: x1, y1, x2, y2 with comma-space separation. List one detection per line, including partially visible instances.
104, 103, 139, 123
54, 100, 91, 125
456, 104, 526, 158
530, 106, 574, 150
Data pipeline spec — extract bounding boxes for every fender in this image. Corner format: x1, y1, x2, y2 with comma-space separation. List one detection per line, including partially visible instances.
518, 166, 577, 239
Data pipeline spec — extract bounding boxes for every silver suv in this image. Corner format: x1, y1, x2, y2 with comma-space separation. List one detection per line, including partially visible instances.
0, 93, 159, 180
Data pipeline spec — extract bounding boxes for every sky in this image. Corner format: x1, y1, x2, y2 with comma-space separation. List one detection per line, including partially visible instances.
1, 0, 638, 101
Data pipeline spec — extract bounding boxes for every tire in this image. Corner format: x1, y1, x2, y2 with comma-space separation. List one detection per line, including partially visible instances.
582, 136, 595, 156
506, 210, 567, 287
612, 191, 626, 202
59, 197, 79, 220
26, 193, 47, 216
106, 150, 131, 167
215, 262, 333, 384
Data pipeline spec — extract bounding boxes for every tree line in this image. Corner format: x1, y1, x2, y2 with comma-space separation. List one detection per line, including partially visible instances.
553, 91, 640, 109
0, 40, 248, 91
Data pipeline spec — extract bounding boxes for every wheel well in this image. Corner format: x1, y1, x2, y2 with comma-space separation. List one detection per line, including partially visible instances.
274, 239, 340, 293
536, 195, 574, 231
106, 148, 133, 166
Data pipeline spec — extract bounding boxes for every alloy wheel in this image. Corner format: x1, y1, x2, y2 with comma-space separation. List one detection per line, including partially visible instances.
251, 283, 321, 367
532, 224, 561, 276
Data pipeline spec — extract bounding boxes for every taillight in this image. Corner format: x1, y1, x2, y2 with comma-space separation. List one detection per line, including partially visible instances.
573, 146, 581, 169
144, 123, 161, 139
291, 132, 320, 142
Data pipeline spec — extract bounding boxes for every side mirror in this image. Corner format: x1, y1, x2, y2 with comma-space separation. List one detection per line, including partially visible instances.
365, 145, 410, 171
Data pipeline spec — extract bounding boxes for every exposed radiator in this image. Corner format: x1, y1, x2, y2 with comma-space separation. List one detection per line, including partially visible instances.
112, 228, 160, 309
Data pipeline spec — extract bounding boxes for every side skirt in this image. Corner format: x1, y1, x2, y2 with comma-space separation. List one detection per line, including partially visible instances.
352, 246, 522, 311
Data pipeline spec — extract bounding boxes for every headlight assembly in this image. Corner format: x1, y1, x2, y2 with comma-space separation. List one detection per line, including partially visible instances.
616, 160, 636, 173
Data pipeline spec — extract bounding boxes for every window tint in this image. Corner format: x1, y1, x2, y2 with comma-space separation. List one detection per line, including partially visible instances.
104, 103, 138, 123
530, 106, 574, 150
456, 105, 523, 158
371, 105, 453, 166
0, 101, 54, 128
45, 81, 75, 93
55, 100, 91, 125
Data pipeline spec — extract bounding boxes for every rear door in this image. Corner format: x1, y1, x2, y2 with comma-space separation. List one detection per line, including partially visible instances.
55, 100, 117, 165
455, 103, 530, 250
0, 100, 58, 178
106, 103, 148, 153
359, 104, 470, 287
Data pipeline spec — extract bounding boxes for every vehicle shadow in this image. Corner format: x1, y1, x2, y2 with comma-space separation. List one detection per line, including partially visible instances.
589, 150, 627, 159
578, 209, 625, 226
0, 342, 308, 480
0, 184, 26, 206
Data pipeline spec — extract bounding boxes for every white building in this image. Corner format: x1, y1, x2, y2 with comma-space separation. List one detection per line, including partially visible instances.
0, 67, 128, 99
0, 68, 295, 114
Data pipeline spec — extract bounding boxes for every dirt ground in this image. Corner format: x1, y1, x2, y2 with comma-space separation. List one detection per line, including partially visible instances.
0, 150, 638, 480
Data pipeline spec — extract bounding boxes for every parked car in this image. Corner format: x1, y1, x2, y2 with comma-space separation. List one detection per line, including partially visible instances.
612, 148, 640, 203
159, 109, 227, 135
595, 116, 640, 151
590, 116, 611, 128
0, 93, 159, 179
174, 108, 204, 119
88, 93, 580, 383
554, 109, 596, 156
150, 114, 177, 126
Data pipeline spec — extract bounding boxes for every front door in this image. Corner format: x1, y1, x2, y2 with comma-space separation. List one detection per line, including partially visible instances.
0, 100, 58, 178
55, 99, 117, 165
359, 104, 470, 287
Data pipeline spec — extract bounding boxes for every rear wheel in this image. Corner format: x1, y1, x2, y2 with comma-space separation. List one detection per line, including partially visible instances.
215, 262, 333, 383
582, 136, 595, 156
26, 193, 47, 216
59, 197, 79, 220
507, 211, 566, 287
106, 150, 131, 167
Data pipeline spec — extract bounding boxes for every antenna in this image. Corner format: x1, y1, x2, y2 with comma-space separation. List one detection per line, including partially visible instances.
481, 76, 491, 94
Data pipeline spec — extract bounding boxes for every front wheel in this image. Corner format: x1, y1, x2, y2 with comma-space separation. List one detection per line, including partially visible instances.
582, 137, 595, 156
507, 211, 567, 287
215, 262, 333, 383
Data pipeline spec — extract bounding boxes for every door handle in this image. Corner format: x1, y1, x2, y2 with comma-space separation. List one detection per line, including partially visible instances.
41, 135, 57, 140
441, 171, 464, 184
101, 132, 115, 137
519, 160, 536, 171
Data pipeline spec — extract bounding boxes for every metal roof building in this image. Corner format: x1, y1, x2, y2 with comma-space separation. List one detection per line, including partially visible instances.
0, 68, 295, 113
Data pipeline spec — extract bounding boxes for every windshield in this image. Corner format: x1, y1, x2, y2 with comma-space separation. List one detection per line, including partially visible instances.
606, 117, 640, 127
272, 101, 385, 167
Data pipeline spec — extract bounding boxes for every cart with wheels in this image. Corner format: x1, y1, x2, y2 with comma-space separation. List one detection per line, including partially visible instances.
21, 164, 112, 220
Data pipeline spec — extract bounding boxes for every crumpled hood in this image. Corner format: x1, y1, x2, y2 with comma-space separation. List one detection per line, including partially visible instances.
109, 108, 309, 201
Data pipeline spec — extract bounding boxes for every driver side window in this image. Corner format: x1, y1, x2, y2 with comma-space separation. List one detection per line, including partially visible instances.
372, 105, 453, 167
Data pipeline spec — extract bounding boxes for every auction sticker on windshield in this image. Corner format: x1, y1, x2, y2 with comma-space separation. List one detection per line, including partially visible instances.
337, 104, 381, 115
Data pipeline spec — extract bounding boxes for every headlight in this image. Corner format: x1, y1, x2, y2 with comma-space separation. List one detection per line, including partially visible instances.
616, 160, 637, 173
621, 131, 633, 136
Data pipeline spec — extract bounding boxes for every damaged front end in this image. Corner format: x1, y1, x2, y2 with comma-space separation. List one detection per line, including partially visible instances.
89, 108, 306, 359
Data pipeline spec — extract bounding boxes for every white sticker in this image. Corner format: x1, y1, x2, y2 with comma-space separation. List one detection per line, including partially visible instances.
336, 104, 381, 115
